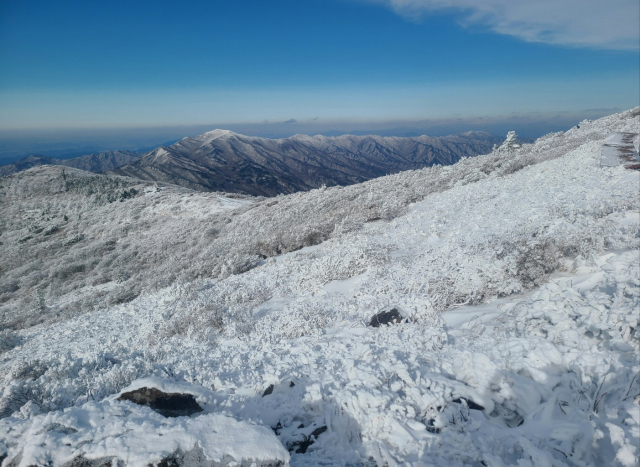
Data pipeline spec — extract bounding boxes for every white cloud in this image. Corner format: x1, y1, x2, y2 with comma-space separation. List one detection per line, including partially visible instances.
370, 0, 639, 50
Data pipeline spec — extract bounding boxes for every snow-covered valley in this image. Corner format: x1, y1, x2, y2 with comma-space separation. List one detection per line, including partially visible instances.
0, 109, 638, 466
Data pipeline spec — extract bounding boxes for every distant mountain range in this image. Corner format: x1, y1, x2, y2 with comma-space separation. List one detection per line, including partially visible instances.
0, 150, 140, 177
110, 130, 502, 196
1, 130, 502, 196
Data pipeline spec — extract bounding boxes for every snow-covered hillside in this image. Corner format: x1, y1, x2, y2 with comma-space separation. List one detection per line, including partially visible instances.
0, 150, 141, 177
0, 169, 252, 329
111, 130, 501, 196
0, 109, 638, 466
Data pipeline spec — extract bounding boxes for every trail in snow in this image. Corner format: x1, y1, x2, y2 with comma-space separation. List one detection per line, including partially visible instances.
601, 132, 640, 169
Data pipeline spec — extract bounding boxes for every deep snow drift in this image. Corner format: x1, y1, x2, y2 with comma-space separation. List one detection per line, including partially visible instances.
0, 109, 638, 466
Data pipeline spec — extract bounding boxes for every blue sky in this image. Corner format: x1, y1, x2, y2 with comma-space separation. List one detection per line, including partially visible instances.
0, 0, 638, 141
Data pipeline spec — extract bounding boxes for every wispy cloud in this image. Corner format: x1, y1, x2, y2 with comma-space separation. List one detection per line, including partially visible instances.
365, 0, 639, 50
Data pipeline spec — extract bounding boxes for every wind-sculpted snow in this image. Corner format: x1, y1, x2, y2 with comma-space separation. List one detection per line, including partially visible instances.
0, 108, 638, 466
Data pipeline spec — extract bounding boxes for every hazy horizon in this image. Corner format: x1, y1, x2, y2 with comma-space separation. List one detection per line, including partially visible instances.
1, 106, 634, 164
1, 0, 638, 164
1, 0, 638, 146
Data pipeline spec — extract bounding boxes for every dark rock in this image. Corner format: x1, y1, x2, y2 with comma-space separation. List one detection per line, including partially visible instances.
262, 384, 274, 397
156, 453, 181, 467
424, 418, 441, 434
289, 425, 328, 454
292, 437, 313, 453
153, 445, 286, 467
311, 426, 327, 438
63, 456, 117, 467
43, 225, 59, 236
368, 308, 403, 327
118, 387, 203, 418
289, 381, 295, 387
452, 397, 484, 411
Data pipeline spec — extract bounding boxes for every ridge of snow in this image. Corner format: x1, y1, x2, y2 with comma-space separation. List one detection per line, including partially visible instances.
194, 129, 236, 144
150, 146, 171, 162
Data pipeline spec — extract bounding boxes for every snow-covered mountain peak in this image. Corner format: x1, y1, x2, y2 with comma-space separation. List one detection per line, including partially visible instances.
151, 146, 169, 156
289, 133, 316, 142
196, 129, 236, 142
112, 129, 502, 196
169, 129, 238, 150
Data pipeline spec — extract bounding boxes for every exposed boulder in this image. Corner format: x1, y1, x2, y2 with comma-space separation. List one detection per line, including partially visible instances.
368, 308, 403, 327
118, 387, 203, 417
62, 457, 116, 467
291, 425, 327, 454
452, 397, 485, 411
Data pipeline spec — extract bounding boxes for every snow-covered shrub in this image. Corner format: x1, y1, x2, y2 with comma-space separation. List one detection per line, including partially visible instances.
509, 239, 560, 288
0, 330, 22, 354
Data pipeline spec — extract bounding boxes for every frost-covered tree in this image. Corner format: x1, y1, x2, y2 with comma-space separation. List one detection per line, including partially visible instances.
497, 131, 520, 155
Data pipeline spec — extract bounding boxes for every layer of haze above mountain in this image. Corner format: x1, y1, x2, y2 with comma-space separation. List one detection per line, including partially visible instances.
0, 108, 619, 165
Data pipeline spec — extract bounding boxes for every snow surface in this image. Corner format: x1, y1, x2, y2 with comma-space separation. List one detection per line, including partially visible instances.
194, 129, 235, 145
3, 391, 289, 467
0, 109, 638, 466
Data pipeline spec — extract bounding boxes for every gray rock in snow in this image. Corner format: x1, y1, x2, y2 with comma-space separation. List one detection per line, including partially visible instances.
118, 387, 203, 418
369, 308, 403, 327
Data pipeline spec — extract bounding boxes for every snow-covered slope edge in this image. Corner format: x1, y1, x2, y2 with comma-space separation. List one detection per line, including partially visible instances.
0, 108, 638, 466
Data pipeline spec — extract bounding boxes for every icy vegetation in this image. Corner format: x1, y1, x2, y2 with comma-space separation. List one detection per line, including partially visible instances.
0, 108, 638, 466
0, 151, 141, 177
0, 170, 252, 329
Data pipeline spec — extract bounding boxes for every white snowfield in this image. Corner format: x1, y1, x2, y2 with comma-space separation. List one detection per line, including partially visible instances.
3, 388, 290, 467
0, 108, 638, 466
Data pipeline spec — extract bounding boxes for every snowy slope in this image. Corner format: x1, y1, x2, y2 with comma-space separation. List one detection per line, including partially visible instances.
2, 110, 635, 331
0, 168, 252, 329
0, 150, 141, 176
0, 109, 638, 466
